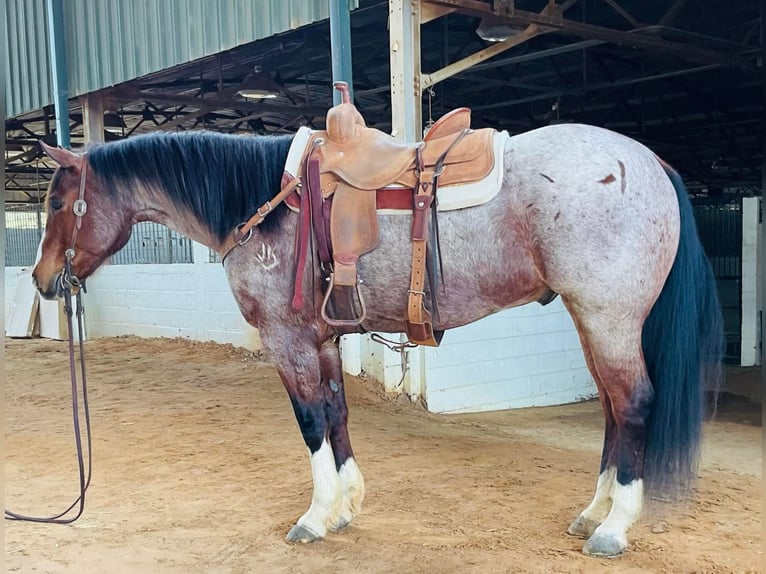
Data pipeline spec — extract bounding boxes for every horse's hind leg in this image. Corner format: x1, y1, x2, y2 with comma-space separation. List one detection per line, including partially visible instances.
566, 327, 617, 539
266, 332, 364, 543
566, 302, 653, 557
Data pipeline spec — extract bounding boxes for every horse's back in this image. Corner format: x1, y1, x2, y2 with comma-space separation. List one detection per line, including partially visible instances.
504, 123, 680, 310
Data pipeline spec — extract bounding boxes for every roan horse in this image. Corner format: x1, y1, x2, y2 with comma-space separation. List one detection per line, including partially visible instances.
32, 117, 722, 558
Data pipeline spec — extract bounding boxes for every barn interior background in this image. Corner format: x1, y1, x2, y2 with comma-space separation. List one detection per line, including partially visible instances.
4, 0, 762, 412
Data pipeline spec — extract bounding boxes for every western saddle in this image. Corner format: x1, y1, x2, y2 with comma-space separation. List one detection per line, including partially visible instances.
226, 82, 497, 347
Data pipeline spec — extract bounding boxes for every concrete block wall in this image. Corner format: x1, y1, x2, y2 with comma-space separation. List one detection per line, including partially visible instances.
8, 202, 760, 412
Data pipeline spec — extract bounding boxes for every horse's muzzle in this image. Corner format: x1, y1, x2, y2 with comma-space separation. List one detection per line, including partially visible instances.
33, 272, 64, 300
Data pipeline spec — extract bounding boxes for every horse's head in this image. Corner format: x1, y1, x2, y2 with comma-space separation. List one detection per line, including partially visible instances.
32, 142, 134, 299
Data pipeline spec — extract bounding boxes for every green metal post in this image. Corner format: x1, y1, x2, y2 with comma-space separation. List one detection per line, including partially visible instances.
46, 0, 70, 148
330, 0, 354, 104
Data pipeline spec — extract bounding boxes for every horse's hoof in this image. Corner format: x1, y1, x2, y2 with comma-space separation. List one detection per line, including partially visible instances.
567, 516, 600, 539
329, 516, 350, 532
286, 524, 323, 544
582, 533, 626, 558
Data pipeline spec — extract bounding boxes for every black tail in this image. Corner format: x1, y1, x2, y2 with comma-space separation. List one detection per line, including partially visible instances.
641, 166, 724, 498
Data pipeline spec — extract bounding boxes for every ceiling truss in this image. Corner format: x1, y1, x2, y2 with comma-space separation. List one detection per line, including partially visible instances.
5, 0, 762, 202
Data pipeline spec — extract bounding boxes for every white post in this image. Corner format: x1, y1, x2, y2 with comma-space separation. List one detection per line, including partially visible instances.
192, 241, 210, 265
340, 333, 363, 376
384, 0, 427, 401
741, 197, 762, 366
389, 0, 422, 140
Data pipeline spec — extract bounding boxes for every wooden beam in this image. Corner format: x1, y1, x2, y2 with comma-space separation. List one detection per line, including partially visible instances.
422, 24, 545, 89
82, 93, 105, 143
389, 0, 422, 141
425, 0, 755, 70
420, 2, 456, 23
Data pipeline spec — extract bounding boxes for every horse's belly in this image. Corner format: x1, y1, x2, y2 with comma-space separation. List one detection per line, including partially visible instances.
356, 194, 543, 333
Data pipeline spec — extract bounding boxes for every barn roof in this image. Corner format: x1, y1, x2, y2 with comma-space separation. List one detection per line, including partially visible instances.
5, 0, 762, 201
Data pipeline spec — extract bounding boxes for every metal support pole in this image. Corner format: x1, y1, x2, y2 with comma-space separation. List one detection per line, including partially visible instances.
389, 0, 422, 141
46, 0, 71, 148
330, 0, 354, 104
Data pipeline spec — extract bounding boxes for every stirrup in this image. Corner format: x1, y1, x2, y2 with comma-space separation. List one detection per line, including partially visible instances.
321, 274, 367, 328
404, 314, 444, 347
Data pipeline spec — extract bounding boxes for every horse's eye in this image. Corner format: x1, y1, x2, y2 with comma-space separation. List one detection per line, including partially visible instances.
50, 197, 64, 211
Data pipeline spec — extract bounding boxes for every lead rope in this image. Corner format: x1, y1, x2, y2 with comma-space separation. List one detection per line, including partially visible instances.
5, 255, 93, 524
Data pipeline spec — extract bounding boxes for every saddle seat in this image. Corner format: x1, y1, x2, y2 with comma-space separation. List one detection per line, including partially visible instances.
311, 102, 494, 193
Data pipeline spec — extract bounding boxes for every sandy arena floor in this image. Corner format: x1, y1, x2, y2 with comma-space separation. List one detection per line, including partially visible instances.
4, 336, 762, 573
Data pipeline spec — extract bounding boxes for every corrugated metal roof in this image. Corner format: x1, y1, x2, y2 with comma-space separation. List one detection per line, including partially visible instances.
5, 0, 52, 118
5, 0, 357, 118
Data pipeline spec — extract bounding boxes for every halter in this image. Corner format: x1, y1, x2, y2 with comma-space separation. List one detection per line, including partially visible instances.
61, 159, 89, 290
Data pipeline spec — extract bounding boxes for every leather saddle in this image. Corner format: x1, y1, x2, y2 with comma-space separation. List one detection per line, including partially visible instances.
290, 82, 496, 346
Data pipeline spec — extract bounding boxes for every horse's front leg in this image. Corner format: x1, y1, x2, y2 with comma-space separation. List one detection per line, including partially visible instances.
319, 339, 365, 530
267, 332, 364, 543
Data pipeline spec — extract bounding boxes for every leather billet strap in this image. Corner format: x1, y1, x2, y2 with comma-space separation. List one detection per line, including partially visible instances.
219, 177, 302, 265
404, 129, 469, 347
405, 147, 438, 346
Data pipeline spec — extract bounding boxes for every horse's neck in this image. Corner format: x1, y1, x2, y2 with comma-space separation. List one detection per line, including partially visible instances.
130, 186, 224, 253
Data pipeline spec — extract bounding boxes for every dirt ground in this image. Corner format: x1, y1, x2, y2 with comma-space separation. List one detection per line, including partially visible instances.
4, 336, 762, 574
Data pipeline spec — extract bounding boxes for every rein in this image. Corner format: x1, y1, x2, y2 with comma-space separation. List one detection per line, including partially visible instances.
5, 258, 93, 524
5, 162, 93, 525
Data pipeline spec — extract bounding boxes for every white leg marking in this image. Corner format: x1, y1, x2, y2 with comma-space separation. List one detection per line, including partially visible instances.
580, 466, 617, 523
588, 479, 644, 553
296, 440, 343, 538
568, 466, 616, 538
338, 457, 365, 516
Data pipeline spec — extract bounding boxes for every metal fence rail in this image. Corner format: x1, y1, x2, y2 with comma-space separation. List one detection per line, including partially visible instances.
5, 206, 193, 266
692, 198, 743, 364
5, 205, 45, 266
111, 222, 193, 265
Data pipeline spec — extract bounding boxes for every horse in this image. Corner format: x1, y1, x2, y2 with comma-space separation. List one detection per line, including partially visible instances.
32, 121, 723, 558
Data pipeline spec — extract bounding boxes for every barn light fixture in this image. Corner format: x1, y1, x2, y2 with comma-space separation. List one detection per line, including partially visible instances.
237, 72, 281, 100
475, 15, 525, 42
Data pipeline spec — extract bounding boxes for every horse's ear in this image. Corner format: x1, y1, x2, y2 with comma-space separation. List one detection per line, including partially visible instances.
40, 141, 83, 169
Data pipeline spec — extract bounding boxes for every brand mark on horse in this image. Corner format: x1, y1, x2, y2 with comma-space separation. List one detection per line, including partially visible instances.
256, 242, 278, 270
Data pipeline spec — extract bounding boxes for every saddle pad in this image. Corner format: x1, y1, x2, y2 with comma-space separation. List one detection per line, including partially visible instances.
283, 127, 509, 214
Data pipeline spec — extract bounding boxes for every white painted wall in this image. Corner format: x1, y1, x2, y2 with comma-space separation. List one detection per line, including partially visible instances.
342, 299, 597, 413
741, 197, 762, 366
423, 300, 596, 413
6, 260, 594, 413
5, 260, 261, 351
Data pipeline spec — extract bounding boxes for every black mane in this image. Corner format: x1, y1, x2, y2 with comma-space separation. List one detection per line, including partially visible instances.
86, 131, 294, 241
